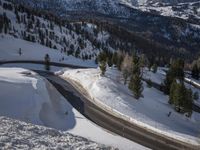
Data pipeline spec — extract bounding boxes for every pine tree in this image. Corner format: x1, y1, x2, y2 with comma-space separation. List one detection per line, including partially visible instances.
44, 54, 50, 71
18, 48, 22, 56
173, 82, 185, 112
164, 59, 184, 94
99, 60, 107, 76
75, 47, 80, 58
170, 81, 193, 114
112, 52, 118, 66
164, 71, 173, 95
117, 53, 124, 71
98, 51, 107, 63
107, 57, 113, 67
191, 63, 199, 80
152, 64, 158, 73
95, 57, 98, 64
0, 16, 3, 33
169, 80, 177, 104
15, 8, 20, 23
184, 88, 193, 115
129, 53, 143, 99
98, 52, 107, 75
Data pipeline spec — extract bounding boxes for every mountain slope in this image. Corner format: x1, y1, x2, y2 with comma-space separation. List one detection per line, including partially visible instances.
2, 0, 200, 63
14, 0, 200, 20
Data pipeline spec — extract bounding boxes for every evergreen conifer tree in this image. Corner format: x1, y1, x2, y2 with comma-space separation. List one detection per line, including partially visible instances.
129, 53, 143, 99
184, 88, 193, 115
164, 59, 184, 94
112, 52, 118, 66
44, 54, 50, 71
99, 60, 106, 76
98, 52, 107, 76
169, 80, 177, 104
170, 81, 193, 114
152, 64, 158, 73
191, 63, 199, 80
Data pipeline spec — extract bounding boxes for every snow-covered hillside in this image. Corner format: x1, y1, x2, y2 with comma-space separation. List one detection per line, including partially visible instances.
0, 35, 97, 67
143, 67, 200, 107
0, 67, 149, 150
2, 0, 200, 62
0, 0, 115, 64
0, 116, 114, 150
62, 67, 200, 146
0, 67, 70, 130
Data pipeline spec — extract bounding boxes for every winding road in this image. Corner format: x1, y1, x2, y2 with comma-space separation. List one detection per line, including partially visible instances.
0, 61, 199, 150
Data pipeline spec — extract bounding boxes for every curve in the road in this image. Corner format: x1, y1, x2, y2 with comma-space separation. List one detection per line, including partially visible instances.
37, 70, 199, 150
0, 62, 199, 150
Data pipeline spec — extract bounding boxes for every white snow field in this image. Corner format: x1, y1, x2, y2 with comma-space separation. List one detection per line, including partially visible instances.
143, 67, 166, 85
0, 67, 148, 150
0, 116, 114, 150
62, 67, 200, 146
0, 35, 97, 68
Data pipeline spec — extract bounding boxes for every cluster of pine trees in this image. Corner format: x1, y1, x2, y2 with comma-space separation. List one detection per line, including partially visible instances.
97, 50, 124, 73
98, 50, 144, 99
164, 59, 193, 115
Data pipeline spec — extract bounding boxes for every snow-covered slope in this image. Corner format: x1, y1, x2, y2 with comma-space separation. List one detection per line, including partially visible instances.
0, 35, 97, 67
2, 0, 200, 62
0, 67, 148, 150
0, 116, 114, 150
0, 67, 70, 130
62, 67, 200, 146
143, 67, 200, 108
0, 0, 113, 63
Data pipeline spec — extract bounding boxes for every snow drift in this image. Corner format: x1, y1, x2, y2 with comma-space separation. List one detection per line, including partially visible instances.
0, 67, 71, 130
